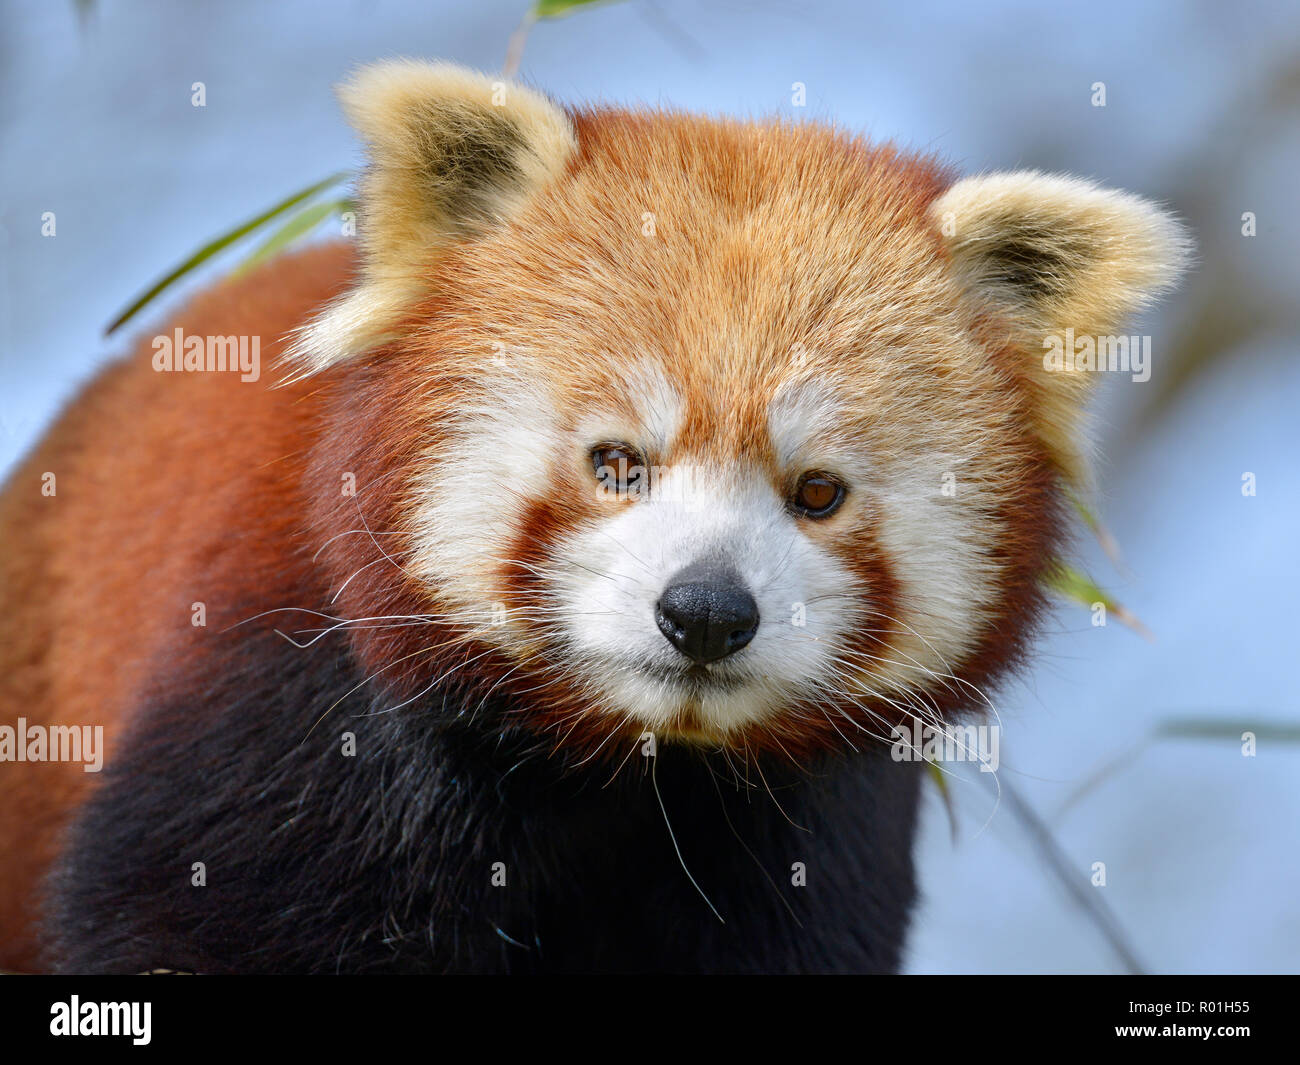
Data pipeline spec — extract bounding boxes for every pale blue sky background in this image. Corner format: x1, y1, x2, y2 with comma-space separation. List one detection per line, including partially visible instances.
2, 0, 1297, 973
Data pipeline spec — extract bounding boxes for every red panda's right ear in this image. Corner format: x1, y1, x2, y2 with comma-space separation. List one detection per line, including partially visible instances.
285, 60, 575, 377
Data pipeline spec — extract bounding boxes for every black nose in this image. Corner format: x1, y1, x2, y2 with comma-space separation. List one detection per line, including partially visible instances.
655, 562, 760, 665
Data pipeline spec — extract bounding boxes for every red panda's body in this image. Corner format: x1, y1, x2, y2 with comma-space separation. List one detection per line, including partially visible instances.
0, 64, 1187, 973
0, 245, 352, 971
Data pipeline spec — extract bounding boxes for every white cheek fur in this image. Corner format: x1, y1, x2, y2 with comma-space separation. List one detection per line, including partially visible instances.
863, 452, 1001, 697
407, 367, 562, 627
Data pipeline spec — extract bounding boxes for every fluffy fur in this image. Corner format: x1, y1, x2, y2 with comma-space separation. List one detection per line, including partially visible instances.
291, 60, 577, 373
932, 171, 1192, 483
0, 62, 1189, 973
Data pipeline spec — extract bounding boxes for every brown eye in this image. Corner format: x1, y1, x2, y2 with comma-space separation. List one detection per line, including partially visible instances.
591, 444, 645, 494
792, 473, 845, 518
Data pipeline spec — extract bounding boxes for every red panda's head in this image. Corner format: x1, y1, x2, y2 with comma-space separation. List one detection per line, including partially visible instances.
295, 62, 1189, 761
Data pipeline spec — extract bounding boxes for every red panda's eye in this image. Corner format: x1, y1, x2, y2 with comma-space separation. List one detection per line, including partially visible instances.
591, 444, 644, 492
792, 474, 845, 518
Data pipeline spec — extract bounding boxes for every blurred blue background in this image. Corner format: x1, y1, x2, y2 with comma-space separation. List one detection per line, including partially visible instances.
2, 0, 1296, 973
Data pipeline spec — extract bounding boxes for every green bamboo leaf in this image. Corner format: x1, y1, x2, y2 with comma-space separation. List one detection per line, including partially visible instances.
926, 760, 959, 842
104, 171, 350, 336
233, 197, 354, 277
1156, 717, 1300, 743
1067, 488, 1123, 567
1045, 562, 1151, 639
533, 0, 609, 17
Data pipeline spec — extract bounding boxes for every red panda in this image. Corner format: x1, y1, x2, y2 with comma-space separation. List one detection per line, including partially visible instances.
0, 61, 1189, 973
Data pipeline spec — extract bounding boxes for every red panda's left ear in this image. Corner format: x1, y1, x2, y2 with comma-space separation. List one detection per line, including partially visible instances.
287, 60, 575, 376
931, 171, 1192, 480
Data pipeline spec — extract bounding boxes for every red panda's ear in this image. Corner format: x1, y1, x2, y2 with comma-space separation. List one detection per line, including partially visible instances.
931, 171, 1191, 480
287, 60, 575, 376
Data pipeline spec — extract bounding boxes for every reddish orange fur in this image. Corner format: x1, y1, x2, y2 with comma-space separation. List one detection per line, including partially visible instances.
0, 244, 358, 970
0, 106, 1079, 968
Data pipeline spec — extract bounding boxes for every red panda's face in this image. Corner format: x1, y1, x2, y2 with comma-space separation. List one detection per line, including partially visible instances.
298, 63, 1188, 757
399, 225, 1053, 749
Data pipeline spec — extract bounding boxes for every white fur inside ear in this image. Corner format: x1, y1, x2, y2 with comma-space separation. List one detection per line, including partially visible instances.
283, 60, 576, 376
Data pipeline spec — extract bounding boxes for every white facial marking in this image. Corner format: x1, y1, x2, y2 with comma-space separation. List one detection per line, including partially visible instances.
767, 378, 844, 469
407, 355, 1006, 741
408, 362, 561, 632
574, 358, 683, 456
549, 464, 856, 734
768, 378, 998, 699
865, 451, 998, 694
